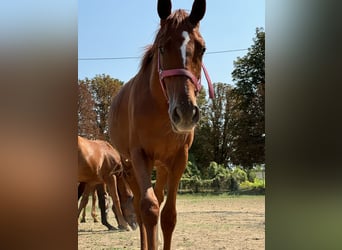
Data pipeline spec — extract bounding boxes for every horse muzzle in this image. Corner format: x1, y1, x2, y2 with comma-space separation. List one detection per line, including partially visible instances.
169, 103, 200, 133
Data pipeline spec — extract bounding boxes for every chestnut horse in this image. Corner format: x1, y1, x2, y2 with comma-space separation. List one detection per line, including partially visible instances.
109, 0, 212, 249
78, 136, 137, 231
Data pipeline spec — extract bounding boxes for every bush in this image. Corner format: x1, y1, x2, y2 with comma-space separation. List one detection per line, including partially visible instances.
228, 176, 239, 191
179, 162, 265, 194
238, 178, 265, 195
247, 170, 256, 182
207, 162, 231, 192
231, 167, 247, 183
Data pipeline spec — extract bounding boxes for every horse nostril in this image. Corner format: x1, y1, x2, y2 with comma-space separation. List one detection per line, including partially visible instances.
192, 106, 200, 123
172, 107, 181, 124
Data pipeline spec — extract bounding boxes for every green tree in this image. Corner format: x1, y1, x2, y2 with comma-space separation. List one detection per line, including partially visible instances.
88, 74, 123, 140
190, 82, 235, 176
78, 80, 99, 139
207, 161, 230, 192
230, 28, 265, 169
78, 74, 123, 140
208, 83, 234, 167
189, 88, 213, 177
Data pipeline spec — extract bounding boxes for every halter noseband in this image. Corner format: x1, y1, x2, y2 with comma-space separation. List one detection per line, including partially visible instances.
158, 50, 214, 100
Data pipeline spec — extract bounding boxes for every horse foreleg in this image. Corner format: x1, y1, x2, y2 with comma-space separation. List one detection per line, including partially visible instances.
161, 156, 187, 250
160, 178, 180, 250
96, 184, 115, 230
131, 149, 159, 250
122, 160, 147, 249
106, 175, 130, 231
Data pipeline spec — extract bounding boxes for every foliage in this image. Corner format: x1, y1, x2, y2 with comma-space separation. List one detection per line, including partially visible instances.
78, 81, 99, 139
231, 166, 247, 183
229, 28, 265, 169
184, 161, 201, 179
78, 74, 123, 140
190, 28, 265, 171
208, 84, 234, 167
239, 178, 265, 194
207, 162, 230, 192
189, 88, 213, 176
179, 162, 262, 193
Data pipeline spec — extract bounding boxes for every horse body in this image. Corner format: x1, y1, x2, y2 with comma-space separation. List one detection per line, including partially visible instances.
78, 137, 121, 184
109, 1, 207, 249
78, 136, 137, 230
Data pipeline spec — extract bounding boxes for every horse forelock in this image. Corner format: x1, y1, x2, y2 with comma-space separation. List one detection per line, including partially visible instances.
157, 9, 194, 43
166, 9, 189, 28
140, 9, 193, 72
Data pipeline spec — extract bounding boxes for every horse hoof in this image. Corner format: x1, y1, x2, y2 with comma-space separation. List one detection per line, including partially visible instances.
130, 223, 138, 231
107, 226, 116, 231
118, 225, 130, 231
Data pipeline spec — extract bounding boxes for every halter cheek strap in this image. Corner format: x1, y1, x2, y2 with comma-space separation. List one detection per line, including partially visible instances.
158, 51, 214, 100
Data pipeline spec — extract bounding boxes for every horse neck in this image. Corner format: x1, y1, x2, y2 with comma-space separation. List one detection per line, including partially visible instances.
145, 54, 168, 107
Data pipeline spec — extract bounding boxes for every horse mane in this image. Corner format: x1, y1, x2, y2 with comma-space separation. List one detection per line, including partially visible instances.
140, 9, 190, 72
140, 45, 154, 72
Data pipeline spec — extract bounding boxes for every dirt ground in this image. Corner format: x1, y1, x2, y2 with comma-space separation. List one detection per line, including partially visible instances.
78, 195, 265, 250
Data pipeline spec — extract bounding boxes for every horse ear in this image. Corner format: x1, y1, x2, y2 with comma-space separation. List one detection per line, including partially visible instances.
189, 0, 206, 25
158, 0, 172, 20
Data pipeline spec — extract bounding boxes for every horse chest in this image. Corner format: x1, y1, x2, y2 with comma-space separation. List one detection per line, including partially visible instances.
140, 129, 191, 159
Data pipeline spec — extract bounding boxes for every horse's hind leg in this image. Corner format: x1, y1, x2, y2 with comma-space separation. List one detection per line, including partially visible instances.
78, 183, 92, 222
96, 184, 116, 230
80, 206, 87, 223
91, 188, 99, 222
80, 183, 92, 223
78, 182, 86, 201
154, 166, 168, 246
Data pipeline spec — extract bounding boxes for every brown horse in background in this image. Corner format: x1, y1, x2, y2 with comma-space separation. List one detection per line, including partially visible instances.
109, 0, 210, 248
78, 136, 137, 231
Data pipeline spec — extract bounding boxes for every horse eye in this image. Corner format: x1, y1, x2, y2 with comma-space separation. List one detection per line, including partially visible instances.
159, 46, 165, 54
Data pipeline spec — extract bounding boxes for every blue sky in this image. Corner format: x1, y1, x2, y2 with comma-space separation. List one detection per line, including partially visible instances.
78, 0, 265, 85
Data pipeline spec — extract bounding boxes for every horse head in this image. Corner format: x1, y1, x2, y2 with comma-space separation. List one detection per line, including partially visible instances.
117, 174, 138, 231
156, 0, 206, 133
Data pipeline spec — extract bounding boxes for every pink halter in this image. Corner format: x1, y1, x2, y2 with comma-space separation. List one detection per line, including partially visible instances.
158, 50, 214, 100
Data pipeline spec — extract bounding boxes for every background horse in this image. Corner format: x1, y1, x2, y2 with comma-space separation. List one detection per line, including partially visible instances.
109, 0, 208, 249
78, 136, 137, 231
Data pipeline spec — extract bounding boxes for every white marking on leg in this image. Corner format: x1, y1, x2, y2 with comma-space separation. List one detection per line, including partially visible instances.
180, 31, 190, 67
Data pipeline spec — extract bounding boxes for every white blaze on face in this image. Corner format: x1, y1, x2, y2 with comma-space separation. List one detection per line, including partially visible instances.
180, 31, 190, 66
